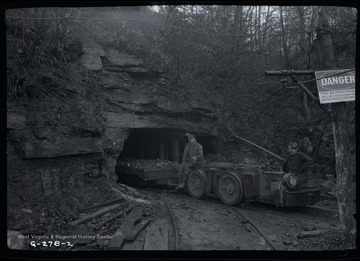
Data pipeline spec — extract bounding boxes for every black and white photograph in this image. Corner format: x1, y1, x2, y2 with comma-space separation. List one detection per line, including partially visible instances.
6, 2, 356, 255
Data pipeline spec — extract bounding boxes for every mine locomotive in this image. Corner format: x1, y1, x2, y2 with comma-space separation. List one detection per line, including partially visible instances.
115, 159, 321, 207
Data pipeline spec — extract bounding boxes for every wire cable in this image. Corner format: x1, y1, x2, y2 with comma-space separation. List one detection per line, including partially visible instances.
241, 84, 288, 114
285, 68, 355, 87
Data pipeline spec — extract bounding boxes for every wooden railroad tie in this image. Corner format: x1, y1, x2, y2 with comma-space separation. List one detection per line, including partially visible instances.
79, 198, 125, 213
106, 206, 150, 250
143, 218, 169, 250
68, 203, 124, 226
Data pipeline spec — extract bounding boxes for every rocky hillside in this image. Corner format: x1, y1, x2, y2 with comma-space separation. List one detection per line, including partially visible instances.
7, 32, 221, 210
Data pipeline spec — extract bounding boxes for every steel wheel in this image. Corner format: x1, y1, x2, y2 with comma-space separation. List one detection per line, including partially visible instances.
186, 169, 207, 199
217, 171, 243, 206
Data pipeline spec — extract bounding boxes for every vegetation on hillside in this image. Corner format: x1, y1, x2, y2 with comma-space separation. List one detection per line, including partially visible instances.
6, 5, 356, 170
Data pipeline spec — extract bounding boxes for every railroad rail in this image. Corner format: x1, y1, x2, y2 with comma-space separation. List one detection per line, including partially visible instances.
159, 188, 341, 250
231, 207, 278, 250
164, 199, 179, 250
162, 191, 281, 250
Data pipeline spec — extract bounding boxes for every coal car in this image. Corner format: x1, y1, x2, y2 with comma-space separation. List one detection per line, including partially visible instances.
115, 159, 321, 207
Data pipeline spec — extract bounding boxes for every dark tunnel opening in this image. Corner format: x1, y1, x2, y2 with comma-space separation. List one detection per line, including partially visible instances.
119, 128, 219, 162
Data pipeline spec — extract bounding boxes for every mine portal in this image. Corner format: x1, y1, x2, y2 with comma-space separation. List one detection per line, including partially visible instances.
118, 128, 219, 162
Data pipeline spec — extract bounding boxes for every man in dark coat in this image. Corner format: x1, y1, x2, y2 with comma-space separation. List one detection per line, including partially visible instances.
175, 133, 204, 190
283, 142, 313, 186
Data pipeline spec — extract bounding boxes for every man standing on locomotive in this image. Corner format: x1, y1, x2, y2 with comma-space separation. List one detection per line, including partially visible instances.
283, 142, 313, 186
175, 133, 204, 190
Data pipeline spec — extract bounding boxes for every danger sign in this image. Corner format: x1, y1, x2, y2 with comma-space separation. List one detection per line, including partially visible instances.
315, 69, 355, 104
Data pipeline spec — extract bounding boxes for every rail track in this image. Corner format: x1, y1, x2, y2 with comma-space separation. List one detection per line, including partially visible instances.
230, 206, 278, 250
162, 196, 269, 250
33, 179, 341, 251
145, 187, 342, 250
163, 194, 276, 250
164, 199, 179, 250
64, 186, 340, 251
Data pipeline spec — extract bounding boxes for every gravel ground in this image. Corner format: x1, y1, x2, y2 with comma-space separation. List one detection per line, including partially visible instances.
7, 166, 355, 254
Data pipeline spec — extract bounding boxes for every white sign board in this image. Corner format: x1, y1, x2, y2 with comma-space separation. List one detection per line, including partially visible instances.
315, 69, 355, 104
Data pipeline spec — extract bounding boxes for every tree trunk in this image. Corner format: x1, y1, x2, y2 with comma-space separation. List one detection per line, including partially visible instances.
262, 6, 271, 64
303, 93, 312, 133
280, 7, 290, 68
315, 8, 356, 248
254, 6, 258, 49
257, 6, 262, 50
298, 7, 313, 134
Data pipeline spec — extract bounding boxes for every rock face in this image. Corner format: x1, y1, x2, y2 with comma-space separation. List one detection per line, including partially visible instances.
7, 41, 219, 201
7, 113, 26, 130
7, 230, 27, 250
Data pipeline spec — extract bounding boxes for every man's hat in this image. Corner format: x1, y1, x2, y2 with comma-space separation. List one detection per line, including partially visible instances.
288, 142, 298, 149
186, 133, 195, 139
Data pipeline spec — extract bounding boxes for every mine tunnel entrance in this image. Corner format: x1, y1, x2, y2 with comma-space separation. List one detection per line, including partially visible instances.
118, 128, 219, 162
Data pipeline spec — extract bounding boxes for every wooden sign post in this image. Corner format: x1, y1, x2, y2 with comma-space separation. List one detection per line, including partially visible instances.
315, 7, 356, 247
